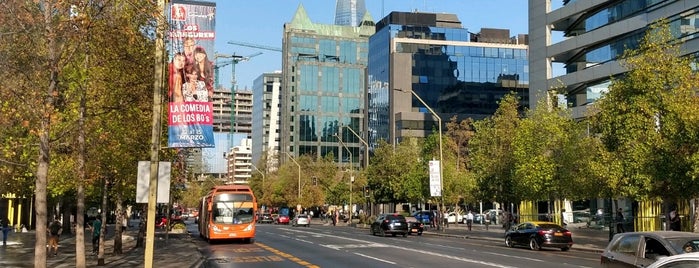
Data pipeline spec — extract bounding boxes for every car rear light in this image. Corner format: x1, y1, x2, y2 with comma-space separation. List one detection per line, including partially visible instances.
564, 230, 572, 236
384, 220, 389, 223
537, 230, 551, 236
419, 223, 424, 227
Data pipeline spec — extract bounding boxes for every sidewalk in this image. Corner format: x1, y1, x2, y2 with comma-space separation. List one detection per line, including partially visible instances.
418, 222, 611, 253
0, 220, 203, 268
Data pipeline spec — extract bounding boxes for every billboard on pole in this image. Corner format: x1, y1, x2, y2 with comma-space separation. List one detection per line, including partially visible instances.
166, 1, 216, 148
429, 160, 442, 197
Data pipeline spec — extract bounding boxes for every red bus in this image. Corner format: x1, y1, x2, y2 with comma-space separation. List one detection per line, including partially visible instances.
198, 185, 257, 243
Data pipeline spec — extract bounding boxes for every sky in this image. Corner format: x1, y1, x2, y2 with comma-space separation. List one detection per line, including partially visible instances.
212, 0, 532, 90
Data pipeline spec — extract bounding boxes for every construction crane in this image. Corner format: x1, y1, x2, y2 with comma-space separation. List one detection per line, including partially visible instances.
214, 52, 263, 90
227, 40, 282, 53
213, 52, 262, 137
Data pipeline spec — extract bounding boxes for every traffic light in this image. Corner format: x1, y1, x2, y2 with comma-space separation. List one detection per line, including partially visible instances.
363, 186, 370, 198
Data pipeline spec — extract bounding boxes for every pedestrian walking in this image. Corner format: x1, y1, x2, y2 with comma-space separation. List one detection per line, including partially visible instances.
560, 209, 568, 228
615, 208, 625, 233
669, 207, 681, 231
465, 210, 474, 231
89, 216, 102, 254
47, 217, 62, 256
1, 217, 10, 246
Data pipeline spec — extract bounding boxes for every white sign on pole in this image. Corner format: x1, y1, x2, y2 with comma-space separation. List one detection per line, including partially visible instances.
136, 161, 171, 203
429, 160, 441, 197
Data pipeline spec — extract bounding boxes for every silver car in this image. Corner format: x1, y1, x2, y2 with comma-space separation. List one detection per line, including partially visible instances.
292, 214, 310, 227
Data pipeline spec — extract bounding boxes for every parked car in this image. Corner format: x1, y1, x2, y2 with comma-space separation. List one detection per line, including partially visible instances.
412, 211, 432, 224
479, 209, 503, 224
601, 231, 699, 268
371, 214, 408, 237
647, 252, 699, 268
405, 216, 424, 236
292, 214, 310, 227
505, 221, 573, 251
276, 214, 290, 225
446, 212, 463, 224
257, 213, 274, 224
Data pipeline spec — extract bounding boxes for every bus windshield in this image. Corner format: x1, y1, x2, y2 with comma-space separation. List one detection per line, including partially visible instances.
213, 201, 254, 224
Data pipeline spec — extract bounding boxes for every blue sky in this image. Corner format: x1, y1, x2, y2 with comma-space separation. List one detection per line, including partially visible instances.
213, 0, 531, 90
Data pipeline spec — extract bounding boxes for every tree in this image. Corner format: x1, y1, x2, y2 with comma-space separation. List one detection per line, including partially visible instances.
590, 20, 699, 228
470, 93, 521, 208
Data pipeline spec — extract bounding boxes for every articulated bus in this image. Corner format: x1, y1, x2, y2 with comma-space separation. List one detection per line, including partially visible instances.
198, 185, 257, 243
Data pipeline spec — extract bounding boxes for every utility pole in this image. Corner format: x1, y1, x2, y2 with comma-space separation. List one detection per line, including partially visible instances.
145, 0, 166, 267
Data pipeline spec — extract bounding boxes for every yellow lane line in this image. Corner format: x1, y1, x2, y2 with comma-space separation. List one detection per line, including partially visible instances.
256, 242, 320, 268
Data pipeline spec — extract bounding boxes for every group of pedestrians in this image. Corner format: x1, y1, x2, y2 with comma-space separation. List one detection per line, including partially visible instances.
44, 215, 102, 257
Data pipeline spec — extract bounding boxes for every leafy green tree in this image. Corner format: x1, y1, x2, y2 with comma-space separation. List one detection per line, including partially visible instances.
590, 20, 699, 227
470, 93, 521, 208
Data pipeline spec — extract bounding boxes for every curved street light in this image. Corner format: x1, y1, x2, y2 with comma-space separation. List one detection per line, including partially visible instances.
334, 133, 354, 218
283, 152, 301, 199
342, 125, 369, 169
395, 88, 443, 227
250, 163, 265, 196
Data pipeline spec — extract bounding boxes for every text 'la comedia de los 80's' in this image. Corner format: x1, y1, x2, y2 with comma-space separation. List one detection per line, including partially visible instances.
169, 103, 212, 124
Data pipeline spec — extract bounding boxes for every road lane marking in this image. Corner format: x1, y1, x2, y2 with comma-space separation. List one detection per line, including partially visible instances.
284, 229, 517, 268
354, 252, 396, 265
256, 242, 319, 268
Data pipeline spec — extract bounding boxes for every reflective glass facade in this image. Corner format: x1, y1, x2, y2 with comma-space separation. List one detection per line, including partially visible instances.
282, 6, 374, 165
368, 14, 529, 147
564, 4, 699, 106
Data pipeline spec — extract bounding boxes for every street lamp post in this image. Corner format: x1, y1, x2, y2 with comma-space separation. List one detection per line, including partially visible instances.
395, 88, 443, 227
335, 134, 353, 219
250, 163, 265, 195
283, 152, 301, 199
342, 125, 369, 169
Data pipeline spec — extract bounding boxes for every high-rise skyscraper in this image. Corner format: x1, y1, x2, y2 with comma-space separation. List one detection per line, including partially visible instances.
282, 4, 375, 166
334, 0, 366, 26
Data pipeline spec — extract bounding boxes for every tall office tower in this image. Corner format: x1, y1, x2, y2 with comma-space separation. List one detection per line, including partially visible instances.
334, 0, 366, 26
251, 71, 282, 170
281, 4, 375, 167
367, 11, 529, 148
529, 0, 699, 119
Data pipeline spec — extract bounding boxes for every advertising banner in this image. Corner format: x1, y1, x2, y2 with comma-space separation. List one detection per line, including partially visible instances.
429, 160, 442, 197
167, 1, 216, 148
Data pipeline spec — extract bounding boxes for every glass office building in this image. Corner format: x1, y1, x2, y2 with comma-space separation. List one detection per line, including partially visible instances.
529, 0, 699, 118
281, 5, 375, 165
367, 12, 529, 147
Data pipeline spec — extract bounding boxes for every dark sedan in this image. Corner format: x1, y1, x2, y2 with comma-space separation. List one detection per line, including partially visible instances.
505, 221, 573, 251
371, 214, 408, 237
601, 231, 699, 268
405, 216, 424, 236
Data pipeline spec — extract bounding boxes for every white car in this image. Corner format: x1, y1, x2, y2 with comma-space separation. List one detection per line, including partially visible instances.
445, 212, 463, 224
647, 252, 699, 268
292, 214, 310, 227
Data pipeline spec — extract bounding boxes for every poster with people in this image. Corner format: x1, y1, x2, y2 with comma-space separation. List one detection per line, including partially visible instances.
167, 1, 216, 148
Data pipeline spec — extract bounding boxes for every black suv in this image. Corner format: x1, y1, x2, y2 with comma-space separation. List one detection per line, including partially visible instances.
371, 214, 409, 237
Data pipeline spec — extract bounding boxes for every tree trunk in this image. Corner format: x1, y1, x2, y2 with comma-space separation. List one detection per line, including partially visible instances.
98, 177, 108, 266
34, 2, 59, 266
114, 193, 123, 254
75, 57, 88, 267
693, 198, 699, 233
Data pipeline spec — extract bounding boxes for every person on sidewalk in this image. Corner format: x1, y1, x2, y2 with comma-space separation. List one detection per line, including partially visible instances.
615, 208, 625, 233
1, 217, 10, 246
669, 207, 681, 231
48, 217, 62, 256
465, 210, 474, 231
89, 216, 102, 254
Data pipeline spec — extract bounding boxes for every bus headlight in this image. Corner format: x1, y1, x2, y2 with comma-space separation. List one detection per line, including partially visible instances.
243, 224, 252, 232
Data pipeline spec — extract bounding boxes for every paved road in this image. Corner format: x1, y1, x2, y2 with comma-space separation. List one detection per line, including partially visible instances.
0, 218, 611, 267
